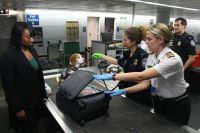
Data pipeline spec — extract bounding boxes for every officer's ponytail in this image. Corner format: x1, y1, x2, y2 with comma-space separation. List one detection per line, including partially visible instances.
147, 23, 173, 44
138, 26, 147, 42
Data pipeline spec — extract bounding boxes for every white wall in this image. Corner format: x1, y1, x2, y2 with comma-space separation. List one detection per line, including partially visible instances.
24, 9, 200, 55
185, 19, 200, 41
134, 16, 200, 42
25, 9, 132, 54
133, 15, 156, 26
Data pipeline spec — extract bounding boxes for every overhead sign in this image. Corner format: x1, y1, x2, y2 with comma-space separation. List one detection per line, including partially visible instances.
26, 14, 39, 25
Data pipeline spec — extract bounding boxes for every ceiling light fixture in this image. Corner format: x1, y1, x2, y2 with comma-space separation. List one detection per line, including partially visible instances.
125, 0, 199, 11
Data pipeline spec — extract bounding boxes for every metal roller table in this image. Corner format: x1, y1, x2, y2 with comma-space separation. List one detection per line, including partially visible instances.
43, 67, 198, 133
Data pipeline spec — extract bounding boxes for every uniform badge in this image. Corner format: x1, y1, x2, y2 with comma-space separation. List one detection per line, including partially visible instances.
168, 41, 173, 47
190, 40, 195, 46
177, 41, 181, 46
166, 52, 175, 58
133, 59, 138, 65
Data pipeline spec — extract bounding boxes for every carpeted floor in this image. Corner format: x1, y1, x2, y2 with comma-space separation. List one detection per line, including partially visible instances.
188, 93, 200, 130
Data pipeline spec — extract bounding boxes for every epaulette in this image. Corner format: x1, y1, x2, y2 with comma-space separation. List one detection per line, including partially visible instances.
187, 35, 194, 40
183, 33, 193, 39
166, 52, 175, 58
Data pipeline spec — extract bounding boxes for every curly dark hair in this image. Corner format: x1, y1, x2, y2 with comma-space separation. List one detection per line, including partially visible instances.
124, 26, 146, 45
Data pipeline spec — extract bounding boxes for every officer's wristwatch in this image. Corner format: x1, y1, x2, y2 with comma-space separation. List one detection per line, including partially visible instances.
112, 73, 117, 81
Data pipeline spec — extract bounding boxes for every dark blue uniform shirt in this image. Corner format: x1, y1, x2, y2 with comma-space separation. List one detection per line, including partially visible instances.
117, 47, 151, 106
171, 32, 196, 64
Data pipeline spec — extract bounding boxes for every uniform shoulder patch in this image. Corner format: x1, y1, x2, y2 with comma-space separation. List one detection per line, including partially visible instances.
166, 52, 175, 58
190, 40, 196, 46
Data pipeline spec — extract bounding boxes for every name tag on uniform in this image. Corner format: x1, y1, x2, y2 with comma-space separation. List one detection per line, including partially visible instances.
147, 65, 153, 68
133, 59, 138, 66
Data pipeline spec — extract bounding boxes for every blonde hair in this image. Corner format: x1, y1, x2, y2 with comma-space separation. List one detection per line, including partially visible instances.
147, 23, 173, 44
124, 26, 147, 45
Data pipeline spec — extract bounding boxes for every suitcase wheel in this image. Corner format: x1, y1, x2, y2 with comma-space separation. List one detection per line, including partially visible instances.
77, 101, 87, 109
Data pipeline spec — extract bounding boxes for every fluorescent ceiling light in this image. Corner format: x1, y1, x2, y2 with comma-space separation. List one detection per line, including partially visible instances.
125, 0, 199, 11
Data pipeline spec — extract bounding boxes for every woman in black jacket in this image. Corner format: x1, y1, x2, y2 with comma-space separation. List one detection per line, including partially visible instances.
0, 22, 47, 133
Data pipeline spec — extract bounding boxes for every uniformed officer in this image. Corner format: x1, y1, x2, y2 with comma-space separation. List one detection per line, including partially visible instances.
93, 23, 191, 125
92, 26, 152, 106
171, 17, 196, 81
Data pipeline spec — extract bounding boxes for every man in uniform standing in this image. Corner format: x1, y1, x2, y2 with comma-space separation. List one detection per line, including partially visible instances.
171, 17, 196, 82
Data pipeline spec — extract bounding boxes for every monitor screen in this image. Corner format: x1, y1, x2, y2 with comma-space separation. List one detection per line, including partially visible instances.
33, 27, 43, 43
101, 32, 113, 42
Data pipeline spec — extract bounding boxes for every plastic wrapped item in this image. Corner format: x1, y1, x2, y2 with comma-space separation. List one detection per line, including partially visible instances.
79, 86, 101, 97
104, 64, 124, 73
45, 83, 52, 94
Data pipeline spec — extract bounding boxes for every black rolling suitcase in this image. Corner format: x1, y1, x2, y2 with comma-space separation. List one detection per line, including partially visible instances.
56, 70, 111, 125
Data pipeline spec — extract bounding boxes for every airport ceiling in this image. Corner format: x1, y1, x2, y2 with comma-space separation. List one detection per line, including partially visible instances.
1, 0, 200, 19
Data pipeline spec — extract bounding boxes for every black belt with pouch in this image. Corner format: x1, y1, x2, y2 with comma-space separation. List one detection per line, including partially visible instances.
156, 92, 188, 102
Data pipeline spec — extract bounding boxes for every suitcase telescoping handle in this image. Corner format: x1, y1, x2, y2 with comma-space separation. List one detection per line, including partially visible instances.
97, 59, 118, 91
97, 59, 109, 90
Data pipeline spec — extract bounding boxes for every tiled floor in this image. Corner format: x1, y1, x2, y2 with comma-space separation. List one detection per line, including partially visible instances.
0, 95, 15, 133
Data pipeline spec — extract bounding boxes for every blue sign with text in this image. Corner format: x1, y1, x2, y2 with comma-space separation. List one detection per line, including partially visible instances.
26, 14, 39, 25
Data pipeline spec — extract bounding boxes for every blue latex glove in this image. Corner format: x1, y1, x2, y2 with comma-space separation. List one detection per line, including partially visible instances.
93, 73, 113, 80
104, 89, 126, 96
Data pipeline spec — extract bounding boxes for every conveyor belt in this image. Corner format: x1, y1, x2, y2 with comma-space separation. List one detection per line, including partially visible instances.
45, 78, 198, 133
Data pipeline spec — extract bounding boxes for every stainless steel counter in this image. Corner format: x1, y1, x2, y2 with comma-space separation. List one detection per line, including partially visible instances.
43, 67, 199, 133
